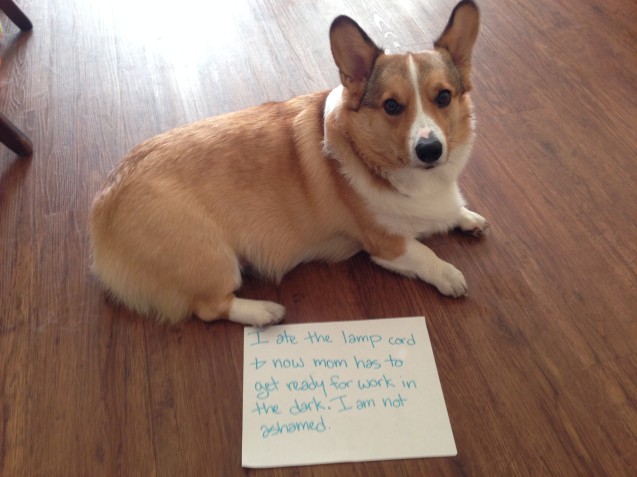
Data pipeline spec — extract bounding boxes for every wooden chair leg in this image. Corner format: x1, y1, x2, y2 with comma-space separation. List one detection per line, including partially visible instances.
0, 0, 33, 31
0, 111, 33, 157
0, 2, 33, 156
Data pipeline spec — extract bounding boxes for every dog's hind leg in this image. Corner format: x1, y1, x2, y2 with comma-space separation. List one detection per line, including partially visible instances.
195, 294, 285, 327
190, 246, 285, 327
228, 297, 285, 327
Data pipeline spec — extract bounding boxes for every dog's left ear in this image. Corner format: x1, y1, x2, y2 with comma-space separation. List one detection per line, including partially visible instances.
434, 0, 480, 92
330, 16, 383, 109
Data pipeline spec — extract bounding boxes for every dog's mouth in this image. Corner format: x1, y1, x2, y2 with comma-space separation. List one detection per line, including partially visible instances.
417, 161, 441, 171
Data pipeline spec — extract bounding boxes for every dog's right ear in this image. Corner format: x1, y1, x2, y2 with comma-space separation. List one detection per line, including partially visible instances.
330, 16, 383, 109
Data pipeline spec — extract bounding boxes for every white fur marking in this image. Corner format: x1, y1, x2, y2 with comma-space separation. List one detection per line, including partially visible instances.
324, 85, 343, 119
229, 298, 285, 327
407, 55, 446, 165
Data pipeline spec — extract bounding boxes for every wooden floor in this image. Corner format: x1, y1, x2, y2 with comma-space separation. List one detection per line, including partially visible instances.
1, 0, 636, 475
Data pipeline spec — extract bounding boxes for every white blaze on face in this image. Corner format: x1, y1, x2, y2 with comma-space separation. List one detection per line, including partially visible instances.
407, 54, 446, 165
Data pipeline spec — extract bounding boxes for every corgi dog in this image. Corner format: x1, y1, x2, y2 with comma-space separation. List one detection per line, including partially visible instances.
89, 0, 487, 327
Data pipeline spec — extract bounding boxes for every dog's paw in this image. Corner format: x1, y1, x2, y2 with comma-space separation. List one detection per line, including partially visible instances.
229, 298, 286, 327
432, 262, 468, 298
457, 207, 490, 237
252, 302, 286, 328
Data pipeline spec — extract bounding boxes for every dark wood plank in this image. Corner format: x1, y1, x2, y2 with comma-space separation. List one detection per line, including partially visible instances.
1, 0, 636, 475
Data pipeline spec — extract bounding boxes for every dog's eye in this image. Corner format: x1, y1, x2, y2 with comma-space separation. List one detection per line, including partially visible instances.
435, 90, 452, 108
383, 99, 404, 116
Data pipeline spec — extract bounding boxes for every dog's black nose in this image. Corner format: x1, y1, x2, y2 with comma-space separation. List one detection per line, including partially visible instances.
415, 137, 443, 164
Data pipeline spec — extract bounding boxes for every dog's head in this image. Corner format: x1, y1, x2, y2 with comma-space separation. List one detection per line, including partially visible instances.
327, 0, 479, 180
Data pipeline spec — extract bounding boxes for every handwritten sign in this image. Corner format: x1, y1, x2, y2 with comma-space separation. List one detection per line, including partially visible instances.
242, 316, 456, 468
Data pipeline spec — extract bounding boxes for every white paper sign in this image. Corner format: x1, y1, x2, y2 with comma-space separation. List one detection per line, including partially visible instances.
242, 316, 456, 468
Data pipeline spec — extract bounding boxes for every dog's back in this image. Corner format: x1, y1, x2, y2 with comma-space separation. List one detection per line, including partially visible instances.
90, 91, 359, 324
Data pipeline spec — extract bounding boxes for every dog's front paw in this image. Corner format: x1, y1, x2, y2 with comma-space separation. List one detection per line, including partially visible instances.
433, 262, 468, 298
457, 207, 490, 237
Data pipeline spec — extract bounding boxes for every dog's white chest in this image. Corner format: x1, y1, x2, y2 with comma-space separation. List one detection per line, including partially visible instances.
370, 182, 464, 237
342, 163, 466, 238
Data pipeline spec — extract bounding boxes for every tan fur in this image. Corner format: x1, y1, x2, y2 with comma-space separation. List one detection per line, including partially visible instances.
89, 0, 485, 326
91, 93, 366, 322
